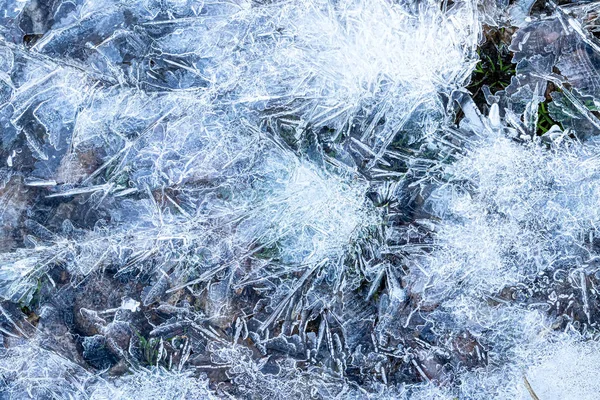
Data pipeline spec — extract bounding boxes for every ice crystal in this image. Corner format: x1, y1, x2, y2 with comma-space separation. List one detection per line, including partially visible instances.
2, 0, 600, 398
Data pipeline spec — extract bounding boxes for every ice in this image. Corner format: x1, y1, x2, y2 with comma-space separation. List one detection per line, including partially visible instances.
418, 133, 600, 302
88, 367, 217, 400
0, 343, 94, 399
3, 0, 600, 398
503, 4, 600, 138
524, 338, 600, 400
0, 342, 216, 399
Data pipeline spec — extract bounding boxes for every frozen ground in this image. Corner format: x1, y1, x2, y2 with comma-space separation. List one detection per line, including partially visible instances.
1, 0, 600, 399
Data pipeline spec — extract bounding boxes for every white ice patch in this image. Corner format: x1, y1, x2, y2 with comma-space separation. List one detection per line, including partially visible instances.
416, 135, 600, 304
120, 297, 140, 312
524, 338, 600, 400
239, 160, 372, 265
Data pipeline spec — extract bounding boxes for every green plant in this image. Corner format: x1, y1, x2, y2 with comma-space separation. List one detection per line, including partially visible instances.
137, 333, 161, 366
537, 101, 561, 135
467, 27, 517, 107
469, 48, 515, 92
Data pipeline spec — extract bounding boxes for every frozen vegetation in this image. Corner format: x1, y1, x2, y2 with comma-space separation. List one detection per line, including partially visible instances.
1, 0, 600, 398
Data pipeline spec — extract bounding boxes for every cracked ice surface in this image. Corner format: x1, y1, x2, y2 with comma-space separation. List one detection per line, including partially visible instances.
2, 0, 600, 399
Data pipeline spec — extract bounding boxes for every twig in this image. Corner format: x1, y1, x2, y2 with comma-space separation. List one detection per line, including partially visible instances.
523, 375, 540, 400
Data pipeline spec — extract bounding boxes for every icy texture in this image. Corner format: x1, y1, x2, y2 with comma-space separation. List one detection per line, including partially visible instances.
0, 343, 215, 399
88, 367, 217, 400
0, 344, 93, 399
420, 133, 600, 303
525, 338, 600, 400
2, 0, 600, 399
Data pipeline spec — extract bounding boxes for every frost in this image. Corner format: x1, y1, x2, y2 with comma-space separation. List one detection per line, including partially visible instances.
525, 338, 600, 400
88, 367, 216, 400
120, 297, 140, 312
2, 0, 600, 398
0, 343, 215, 400
418, 134, 600, 304
0, 343, 94, 399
